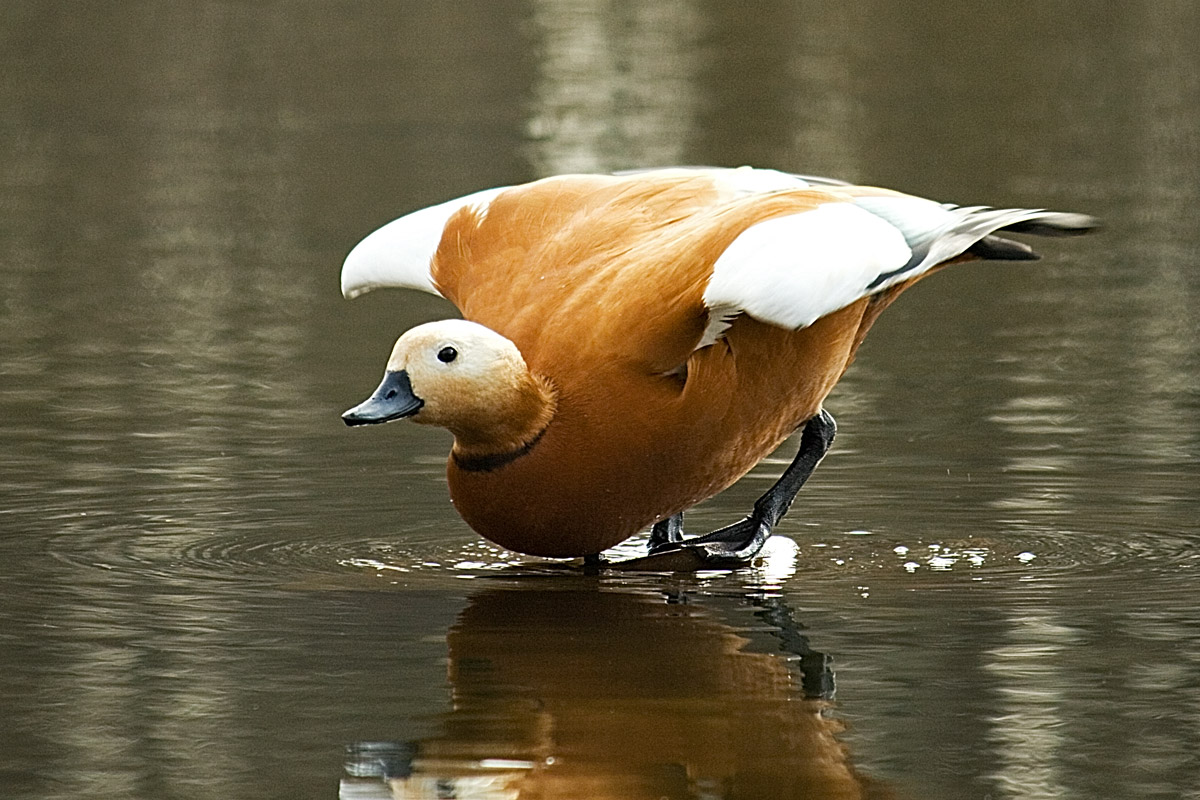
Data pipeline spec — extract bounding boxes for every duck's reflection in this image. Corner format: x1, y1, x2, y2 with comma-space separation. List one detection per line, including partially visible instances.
343, 585, 892, 800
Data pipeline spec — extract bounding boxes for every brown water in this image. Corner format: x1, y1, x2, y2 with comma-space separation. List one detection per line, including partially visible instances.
2, 3, 1198, 799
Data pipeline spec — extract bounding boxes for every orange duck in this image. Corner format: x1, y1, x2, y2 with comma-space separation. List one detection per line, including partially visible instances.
341, 167, 1096, 568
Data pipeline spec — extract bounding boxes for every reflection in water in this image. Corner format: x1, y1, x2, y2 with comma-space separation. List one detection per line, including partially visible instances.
525, 0, 702, 174
343, 585, 890, 800
983, 611, 1076, 800
522, 2, 868, 178
1, 9, 328, 795
1116, 3, 1200, 493
0, 3, 315, 541
997, 2, 1200, 538
987, 390, 1083, 527
122, 5, 313, 541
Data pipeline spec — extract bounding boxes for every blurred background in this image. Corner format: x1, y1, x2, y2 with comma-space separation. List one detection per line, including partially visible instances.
1, 2, 1198, 799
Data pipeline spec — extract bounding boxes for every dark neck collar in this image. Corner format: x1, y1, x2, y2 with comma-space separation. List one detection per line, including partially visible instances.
452, 424, 549, 473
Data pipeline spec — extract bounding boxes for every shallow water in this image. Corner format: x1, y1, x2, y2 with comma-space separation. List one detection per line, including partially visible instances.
2, 3, 1199, 799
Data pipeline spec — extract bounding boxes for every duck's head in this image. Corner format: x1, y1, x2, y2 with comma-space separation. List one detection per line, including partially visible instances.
342, 319, 556, 456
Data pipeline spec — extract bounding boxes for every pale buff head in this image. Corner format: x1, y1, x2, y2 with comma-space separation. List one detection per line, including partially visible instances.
344, 319, 555, 456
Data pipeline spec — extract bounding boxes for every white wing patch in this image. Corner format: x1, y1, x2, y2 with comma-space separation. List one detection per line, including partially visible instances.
340, 186, 509, 299
701, 202, 913, 341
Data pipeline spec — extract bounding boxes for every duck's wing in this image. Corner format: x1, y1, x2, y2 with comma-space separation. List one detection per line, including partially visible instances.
340, 168, 1098, 351
698, 187, 1098, 346
340, 185, 512, 299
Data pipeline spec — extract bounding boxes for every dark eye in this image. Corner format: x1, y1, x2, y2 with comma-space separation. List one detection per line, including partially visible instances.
437, 346, 458, 364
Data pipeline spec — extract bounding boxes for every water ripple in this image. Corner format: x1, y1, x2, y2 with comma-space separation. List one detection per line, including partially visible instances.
31, 513, 1200, 595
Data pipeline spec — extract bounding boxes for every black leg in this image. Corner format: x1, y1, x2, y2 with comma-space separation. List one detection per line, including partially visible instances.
623, 409, 836, 570
751, 595, 835, 699
647, 513, 684, 551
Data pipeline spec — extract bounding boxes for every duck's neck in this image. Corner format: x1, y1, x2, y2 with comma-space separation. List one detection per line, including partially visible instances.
449, 373, 557, 470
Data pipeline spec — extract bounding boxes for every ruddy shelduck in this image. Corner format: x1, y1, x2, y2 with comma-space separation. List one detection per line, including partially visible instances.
341, 167, 1096, 569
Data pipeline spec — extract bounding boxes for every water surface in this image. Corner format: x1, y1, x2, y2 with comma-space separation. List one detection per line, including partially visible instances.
2, 3, 1198, 799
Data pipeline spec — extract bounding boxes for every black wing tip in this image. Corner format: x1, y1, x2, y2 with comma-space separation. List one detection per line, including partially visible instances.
969, 235, 1042, 261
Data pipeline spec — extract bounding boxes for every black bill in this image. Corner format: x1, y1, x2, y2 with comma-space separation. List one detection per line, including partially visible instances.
342, 370, 424, 426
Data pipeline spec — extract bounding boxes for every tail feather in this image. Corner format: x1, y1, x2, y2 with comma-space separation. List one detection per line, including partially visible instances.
851, 196, 1099, 283
968, 212, 1099, 261
1000, 212, 1100, 237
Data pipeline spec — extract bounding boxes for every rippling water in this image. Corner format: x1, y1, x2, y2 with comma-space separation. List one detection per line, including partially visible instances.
2, 3, 1199, 799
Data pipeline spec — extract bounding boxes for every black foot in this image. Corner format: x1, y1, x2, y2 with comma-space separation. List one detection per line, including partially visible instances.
614, 409, 837, 572
647, 513, 684, 550
627, 512, 774, 571
648, 514, 772, 565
